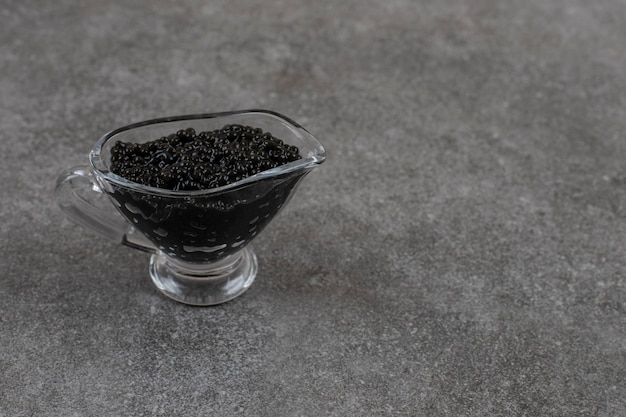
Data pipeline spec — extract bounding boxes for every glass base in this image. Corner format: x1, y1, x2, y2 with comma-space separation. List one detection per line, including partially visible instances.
149, 248, 257, 306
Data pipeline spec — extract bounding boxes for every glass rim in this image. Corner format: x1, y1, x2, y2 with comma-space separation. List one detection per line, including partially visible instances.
89, 109, 326, 197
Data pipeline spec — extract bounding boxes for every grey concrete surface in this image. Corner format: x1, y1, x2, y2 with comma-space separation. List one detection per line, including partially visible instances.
1, 0, 625, 415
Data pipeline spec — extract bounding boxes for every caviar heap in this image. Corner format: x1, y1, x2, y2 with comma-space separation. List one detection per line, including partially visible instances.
109, 125, 302, 191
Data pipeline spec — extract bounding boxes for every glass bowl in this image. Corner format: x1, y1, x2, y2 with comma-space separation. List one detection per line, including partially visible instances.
56, 110, 326, 305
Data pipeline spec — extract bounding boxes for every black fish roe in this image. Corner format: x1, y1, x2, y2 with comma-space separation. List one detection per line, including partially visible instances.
109, 125, 302, 191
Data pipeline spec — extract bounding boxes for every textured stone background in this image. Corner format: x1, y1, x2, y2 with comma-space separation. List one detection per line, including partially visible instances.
1, 0, 625, 415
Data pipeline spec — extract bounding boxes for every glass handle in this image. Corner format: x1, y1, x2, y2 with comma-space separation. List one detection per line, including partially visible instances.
54, 165, 156, 253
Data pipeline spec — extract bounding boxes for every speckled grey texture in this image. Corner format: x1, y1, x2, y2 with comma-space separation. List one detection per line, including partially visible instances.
1, 0, 625, 415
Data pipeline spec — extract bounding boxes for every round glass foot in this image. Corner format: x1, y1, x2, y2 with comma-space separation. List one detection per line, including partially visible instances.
149, 248, 257, 306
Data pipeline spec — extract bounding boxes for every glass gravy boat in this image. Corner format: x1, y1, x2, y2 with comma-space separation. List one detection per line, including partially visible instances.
55, 110, 326, 305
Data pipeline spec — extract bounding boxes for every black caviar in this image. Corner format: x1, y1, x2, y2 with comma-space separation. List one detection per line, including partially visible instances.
110, 124, 302, 190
